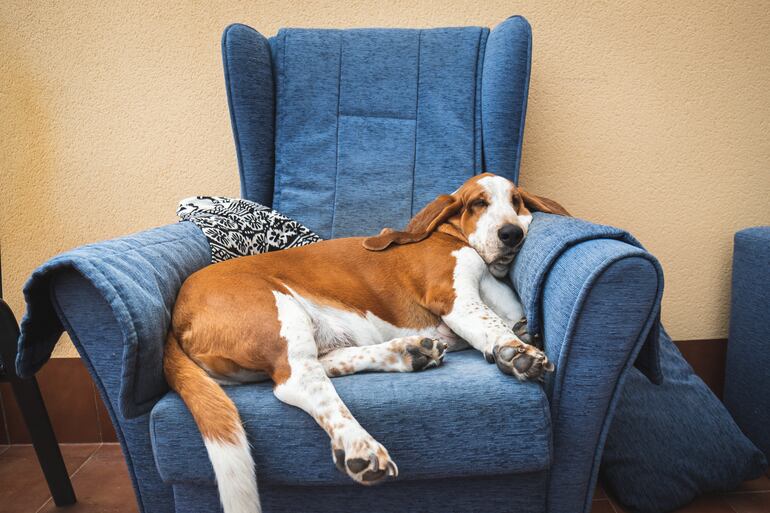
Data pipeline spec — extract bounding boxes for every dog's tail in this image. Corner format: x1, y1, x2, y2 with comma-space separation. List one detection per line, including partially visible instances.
164, 331, 260, 513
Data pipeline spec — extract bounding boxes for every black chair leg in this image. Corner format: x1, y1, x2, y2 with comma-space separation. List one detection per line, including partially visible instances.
1, 300, 76, 506
9, 376, 77, 506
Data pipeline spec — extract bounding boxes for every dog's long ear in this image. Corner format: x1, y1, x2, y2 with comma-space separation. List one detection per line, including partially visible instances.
363, 194, 462, 251
520, 188, 571, 216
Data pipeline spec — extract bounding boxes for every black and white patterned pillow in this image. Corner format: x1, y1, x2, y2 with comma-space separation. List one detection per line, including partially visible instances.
177, 196, 323, 263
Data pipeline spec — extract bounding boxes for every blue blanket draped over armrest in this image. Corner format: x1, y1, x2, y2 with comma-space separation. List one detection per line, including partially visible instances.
16, 222, 211, 418
512, 213, 663, 383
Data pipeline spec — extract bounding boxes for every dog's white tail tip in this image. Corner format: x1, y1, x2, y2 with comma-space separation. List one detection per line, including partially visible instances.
204, 429, 261, 513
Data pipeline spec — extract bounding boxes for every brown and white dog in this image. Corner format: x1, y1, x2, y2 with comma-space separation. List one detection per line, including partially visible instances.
163, 173, 569, 513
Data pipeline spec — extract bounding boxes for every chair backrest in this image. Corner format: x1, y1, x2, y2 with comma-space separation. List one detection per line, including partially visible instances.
223, 17, 532, 239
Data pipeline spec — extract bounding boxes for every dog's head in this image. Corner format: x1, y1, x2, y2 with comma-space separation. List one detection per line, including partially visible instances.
363, 173, 570, 277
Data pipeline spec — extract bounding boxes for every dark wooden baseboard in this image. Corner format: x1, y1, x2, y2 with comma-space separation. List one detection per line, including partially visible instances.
0, 359, 116, 444
0, 339, 728, 444
674, 338, 728, 399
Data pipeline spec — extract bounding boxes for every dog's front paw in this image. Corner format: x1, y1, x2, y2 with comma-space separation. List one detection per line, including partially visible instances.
332, 435, 398, 485
403, 337, 447, 371
489, 340, 554, 381
512, 317, 543, 349
512, 317, 532, 344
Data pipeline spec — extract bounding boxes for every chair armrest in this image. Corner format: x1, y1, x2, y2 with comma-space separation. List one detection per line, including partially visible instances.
540, 239, 662, 513
510, 213, 663, 513
51, 271, 174, 512
18, 222, 210, 419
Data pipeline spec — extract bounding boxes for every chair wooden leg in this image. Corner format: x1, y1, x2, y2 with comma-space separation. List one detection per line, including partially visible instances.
1, 299, 76, 506
9, 376, 77, 506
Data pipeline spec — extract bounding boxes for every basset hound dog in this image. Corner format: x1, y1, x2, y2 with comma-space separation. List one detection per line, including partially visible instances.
163, 172, 570, 513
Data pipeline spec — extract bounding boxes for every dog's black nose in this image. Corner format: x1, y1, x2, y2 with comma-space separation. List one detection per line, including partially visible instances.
498, 224, 523, 247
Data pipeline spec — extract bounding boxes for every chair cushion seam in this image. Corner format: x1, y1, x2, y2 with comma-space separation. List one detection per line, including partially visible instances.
330, 32, 343, 238
473, 28, 485, 174
338, 113, 416, 121
514, 19, 532, 183
221, 26, 247, 197
410, 29, 422, 217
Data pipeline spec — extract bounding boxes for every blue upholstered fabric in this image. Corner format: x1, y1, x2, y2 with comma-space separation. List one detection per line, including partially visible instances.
481, 16, 531, 183
511, 214, 664, 512
171, 472, 548, 513
512, 213, 663, 383
52, 270, 176, 513
226, 18, 532, 213
151, 350, 551, 486
270, 27, 486, 239
16, 222, 210, 419
601, 328, 767, 513
222, 24, 276, 206
725, 227, 770, 459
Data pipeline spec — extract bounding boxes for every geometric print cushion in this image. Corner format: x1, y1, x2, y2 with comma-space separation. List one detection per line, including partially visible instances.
177, 196, 322, 263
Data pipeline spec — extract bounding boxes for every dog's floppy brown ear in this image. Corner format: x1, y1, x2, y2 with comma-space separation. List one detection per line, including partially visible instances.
520, 188, 571, 216
363, 194, 462, 251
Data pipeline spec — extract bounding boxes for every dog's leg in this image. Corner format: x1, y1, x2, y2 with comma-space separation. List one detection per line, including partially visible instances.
479, 272, 525, 329
271, 292, 398, 485
441, 247, 554, 380
319, 336, 448, 377
479, 272, 538, 347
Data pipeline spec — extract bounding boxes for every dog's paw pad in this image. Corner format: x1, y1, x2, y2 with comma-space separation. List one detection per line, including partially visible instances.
493, 341, 554, 381
346, 457, 370, 474
332, 440, 398, 486
362, 468, 387, 482
405, 337, 447, 371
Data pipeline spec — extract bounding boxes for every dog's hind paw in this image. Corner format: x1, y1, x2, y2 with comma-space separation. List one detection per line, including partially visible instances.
403, 337, 447, 371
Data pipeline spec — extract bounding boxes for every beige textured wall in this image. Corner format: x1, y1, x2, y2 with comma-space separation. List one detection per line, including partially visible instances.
1, 1, 768, 358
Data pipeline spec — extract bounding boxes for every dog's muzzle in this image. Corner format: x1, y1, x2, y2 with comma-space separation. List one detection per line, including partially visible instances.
487, 242, 523, 278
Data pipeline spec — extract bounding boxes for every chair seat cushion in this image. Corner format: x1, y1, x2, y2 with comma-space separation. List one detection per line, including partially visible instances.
150, 350, 552, 487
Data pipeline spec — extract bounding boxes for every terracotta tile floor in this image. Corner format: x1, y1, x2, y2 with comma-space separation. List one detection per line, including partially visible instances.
0, 444, 137, 513
0, 443, 768, 512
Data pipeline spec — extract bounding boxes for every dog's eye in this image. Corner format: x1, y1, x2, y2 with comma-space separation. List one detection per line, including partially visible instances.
472, 199, 488, 209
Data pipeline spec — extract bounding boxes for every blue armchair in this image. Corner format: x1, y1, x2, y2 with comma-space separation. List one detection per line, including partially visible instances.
21, 17, 663, 513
